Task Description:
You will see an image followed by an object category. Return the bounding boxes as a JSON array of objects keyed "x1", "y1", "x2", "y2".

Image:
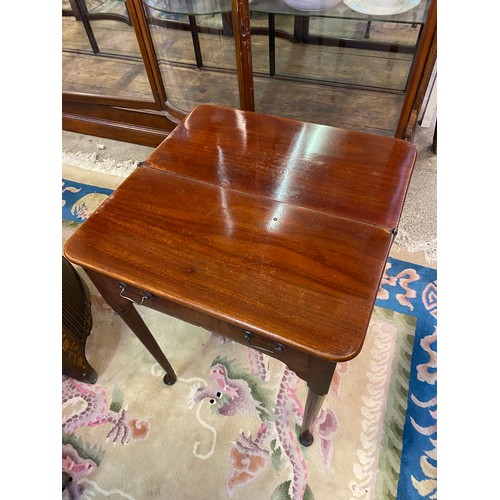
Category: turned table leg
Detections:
[
  {"x1": 85, "y1": 269, "x2": 177, "y2": 385},
  {"x1": 299, "y1": 358, "x2": 337, "y2": 447}
]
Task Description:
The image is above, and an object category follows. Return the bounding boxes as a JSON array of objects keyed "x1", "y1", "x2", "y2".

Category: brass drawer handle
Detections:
[
  {"x1": 243, "y1": 330, "x2": 285, "y2": 354},
  {"x1": 118, "y1": 282, "x2": 153, "y2": 306}
]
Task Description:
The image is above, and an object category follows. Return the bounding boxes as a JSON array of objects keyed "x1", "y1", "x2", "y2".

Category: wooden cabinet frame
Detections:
[{"x1": 62, "y1": 0, "x2": 437, "y2": 146}]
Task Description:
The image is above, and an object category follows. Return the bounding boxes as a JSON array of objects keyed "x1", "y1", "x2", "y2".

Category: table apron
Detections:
[{"x1": 96, "y1": 273, "x2": 320, "y2": 383}]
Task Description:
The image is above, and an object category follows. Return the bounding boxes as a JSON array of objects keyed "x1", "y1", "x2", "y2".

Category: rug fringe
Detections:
[
  {"x1": 395, "y1": 229, "x2": 437, "y2": 264},
  {"x1": 62, "y1": 150, "x2": 138, "y2": 178}
]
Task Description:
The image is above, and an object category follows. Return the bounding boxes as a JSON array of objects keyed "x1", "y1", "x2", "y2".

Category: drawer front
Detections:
[
  {"x1": 102, "y1": 277, "x2": 311, "y2": 381},
  {"x1": 214, "y1": 322, "x2": 311, "y2": 382}
]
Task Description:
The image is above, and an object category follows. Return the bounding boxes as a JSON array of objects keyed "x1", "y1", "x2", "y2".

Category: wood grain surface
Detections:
[{"x1": 146, "y1": 104, "x2": 416, "y2": 229}]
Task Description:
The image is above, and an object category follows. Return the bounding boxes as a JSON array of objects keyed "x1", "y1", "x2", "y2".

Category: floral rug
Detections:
[{"x1": 62, "y1": 169, "x2": 437, "y2": 500}]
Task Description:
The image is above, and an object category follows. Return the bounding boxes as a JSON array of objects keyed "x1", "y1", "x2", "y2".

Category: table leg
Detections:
[
  {"x1": 85, "y1": 269, "x2": 178, "y2": 385},
  {"x1": 299, "y1": 391, "x2": 327, "y2": 447},
  {"x1": 299, "y1": 357, "x2": 337, "y2": 447}
]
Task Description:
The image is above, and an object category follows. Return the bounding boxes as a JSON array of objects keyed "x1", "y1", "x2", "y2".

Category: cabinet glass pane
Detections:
[
  {"x1": 63, "y1": 3, "x2": 93, "y2": 52},
  {"x1": 144, "y1": 1, "x2": 240, "y2": 113},
  {"x1": 274, "y1": 17, "x2": 418, "y2": 91},
  {"x1": 250, "y1": 0, "x2": 430, "y2": 135},
  {"x1": 62, "y1": 0, "x2": 155, "y2": 101}
]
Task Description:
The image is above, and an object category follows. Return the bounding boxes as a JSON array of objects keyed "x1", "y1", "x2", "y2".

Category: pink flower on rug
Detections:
[
  {"x1": 62, "y1": 182, "x2": 81, "y2": 207},
  {"x1": 62, "y1": 444, "x2": 97, "y2": 480},
  {"x1": 330, "y1": 361, "x2": 349, "y2": 395},
  {"x1": 416, "y1": 330, "x2": 437, "y2": 385},
  {"x1": 313, "y1": 408, "x2": 339, "y2": 470},
  {"x1": 226, "y1": 433, "x2": 269, "y2": 496},
  {"x1": 129, "y1": 418, "x2": 150, "y2": 440},
  {"x1": 394, "y1": 269, "x2": 420, "y2": 310},
  {"x1": 62, "y1": 444, "x2": 96, "y2": 499},
  {"x1": 422, "y1": 280, "x2": 437, "y2": 319},
  {"x1": 378, "y1": 262, "x2": 394, "y2": 300},
  {"x1": 378, "y1": 263, "x2": 420, "y2": 310},
  {"x1": 71, "y1": 193, "x2": 109, "y2": 221}
]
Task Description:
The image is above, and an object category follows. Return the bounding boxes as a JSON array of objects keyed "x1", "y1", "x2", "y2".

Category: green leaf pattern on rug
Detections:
[
  {"x1": 62, "y1": 431, "x2": 105, "y2": 467},
  {"x1": 271, "y1": 480, "x2": 315, "y2": 500},
  {"x1": 270, "y1": 438, "x2": 283, "y2": 471},
  {"x1": 109, "y1": 386, "x2": 124, "y2": 413},
  {"x1": 374, "y1": 310, "x2": 416, "y2": 498}
]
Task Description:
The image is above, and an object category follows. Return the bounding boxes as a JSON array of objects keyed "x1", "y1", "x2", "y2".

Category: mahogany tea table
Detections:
[{"x1": 63, "y1": 104, "x2": 417, "y2": 446}]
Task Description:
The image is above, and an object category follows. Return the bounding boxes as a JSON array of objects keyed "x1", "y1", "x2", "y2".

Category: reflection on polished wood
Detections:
[{"x1": 64, "y1": 104, "x2": 416, "y2": 445}]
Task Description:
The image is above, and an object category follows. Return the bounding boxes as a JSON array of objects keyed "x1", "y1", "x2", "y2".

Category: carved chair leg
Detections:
[
  {"x1": 299, "y1": 358, "x2": 337, "y2": 447},
  {"x1": 85, "y1": 269, "x2": 177, "y2": 385}
]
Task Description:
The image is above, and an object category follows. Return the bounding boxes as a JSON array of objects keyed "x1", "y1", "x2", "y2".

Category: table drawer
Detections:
[{"x1": 101, "y1": 277, "x2": 311, "y2": 381}]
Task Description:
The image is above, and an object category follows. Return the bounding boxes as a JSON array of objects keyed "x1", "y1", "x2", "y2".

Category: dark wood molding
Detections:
[
  {"x1": 127, "y1": 0, "x2": 168, "y2": 110},
  {"x1": 164, "y1": 101, "x2": 188, "y2": 123},
  {"x1": 396, "y1": 0, "x2": 437, "y2": 139},
  {"x1": 63, "y1": 113, "x2": 171, "y2": 147},
  {"x1": 62, "y1": 91, "x2": 158, "y2": 110},
  {"x1": 231, "y1": 0, "x2": 255, "y2": 111},
  {"x1": 404, "y1": 29, "x2": 436, "y2": 140},
  {"x1": 62, "y1": 100, "x2": 176, "y2": 147}
]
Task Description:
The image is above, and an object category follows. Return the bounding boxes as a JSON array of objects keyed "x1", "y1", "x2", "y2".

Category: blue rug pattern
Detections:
[
  {"x1": 376, "y1": 258, "x2": 437, "y2": 498},
  {"x1": 62, "y1": 179, "x2": 113, "y2": 223}
]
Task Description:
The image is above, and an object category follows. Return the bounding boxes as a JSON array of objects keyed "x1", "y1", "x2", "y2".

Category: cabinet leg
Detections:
[
  {"x1": 299, "y1": 358, "x2": 337, "y2": 447},
  {"x1": 85, "y1": 269, "x2": 177, "y2": 385}
]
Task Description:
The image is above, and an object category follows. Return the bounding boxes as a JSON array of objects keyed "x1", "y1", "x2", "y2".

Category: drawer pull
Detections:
[
  {"x1": 118, "y1": 282, "x2": 153, "y2": 306},
  {"x1": 243, "y1": 330, "x2": 285, "y2": 354}
]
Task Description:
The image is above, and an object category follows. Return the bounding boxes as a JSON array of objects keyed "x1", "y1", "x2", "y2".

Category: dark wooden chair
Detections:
[{"x1": 62, "y1": 256, "x2": 97, "y2": 384}]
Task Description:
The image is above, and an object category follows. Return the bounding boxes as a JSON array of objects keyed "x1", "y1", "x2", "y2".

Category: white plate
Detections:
[
  {"x1": 283, "y1": 0, "x2": 343, "y2": 12},
  {"x1": 343, "y1": 0, "x2": 420, "y2": 15}
]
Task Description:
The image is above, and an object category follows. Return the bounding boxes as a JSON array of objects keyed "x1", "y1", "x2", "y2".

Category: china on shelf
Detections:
[
  {"x1": 283, "y1": 0, "x2": 342, "y2": 12},
  {"x1": 343, "y1": 0, "x2": 421, "y2": 15}
]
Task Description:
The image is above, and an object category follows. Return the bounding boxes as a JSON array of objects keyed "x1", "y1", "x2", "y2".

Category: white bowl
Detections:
[
  {"x1": 343, "y1": 0, "x2": 421, "y2": 15},
  {"x1": 283, "y1": 0, "x2": 342, "y2": 11}
]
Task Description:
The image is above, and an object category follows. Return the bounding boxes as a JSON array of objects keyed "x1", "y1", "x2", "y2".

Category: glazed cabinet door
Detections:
[
  {"x1": 246, "y1": 0, "x2": 433, "y2": 135},
  {"x1": 62, "y1": 0, "x2": 157, "y2": 103}
]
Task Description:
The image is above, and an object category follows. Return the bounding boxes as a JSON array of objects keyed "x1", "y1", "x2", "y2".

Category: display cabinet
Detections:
[{"x1": 62, "y1": 0, "x2": 436, "y2": 145}]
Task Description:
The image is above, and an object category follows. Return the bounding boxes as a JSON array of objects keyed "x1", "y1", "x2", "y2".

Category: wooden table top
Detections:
[{"x1": 64, "y1": 104, "x2": 417, "y2": 362}]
